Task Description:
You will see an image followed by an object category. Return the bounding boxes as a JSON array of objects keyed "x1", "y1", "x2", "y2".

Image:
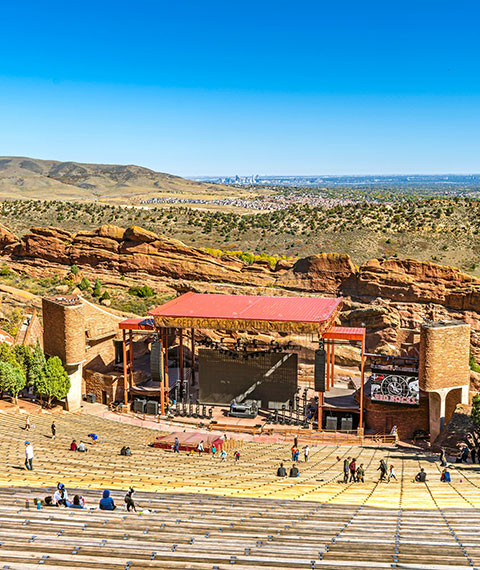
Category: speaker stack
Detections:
[
  {"x1": 150, "y1": 341, "x2": 164, "y2": 383},
  {"x1": 314, "y1": 348, "x2": 326, "y2": 392}
]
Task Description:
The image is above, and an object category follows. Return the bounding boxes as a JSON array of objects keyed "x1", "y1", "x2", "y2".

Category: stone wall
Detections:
[
  {"x1": 85, "y1": 368, "x2": 145, "y2": 405},
  {"x1": 42, "y1": 296, "x2": 86, "y2": 365},
  {"x1": 364, "y1": 392, "x2": 430, "y2": 439},
  {"x1": 419, "y1": 321, "x2": 471, "y2": 391}
]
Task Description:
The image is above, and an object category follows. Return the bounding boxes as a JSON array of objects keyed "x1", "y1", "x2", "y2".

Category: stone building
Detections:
[
  {"x1": 42, "y1": 295, "x2": 149, "y2": 410},
  {"x1": 364, "y1": 319, "x2": 471, "y2": 440}
]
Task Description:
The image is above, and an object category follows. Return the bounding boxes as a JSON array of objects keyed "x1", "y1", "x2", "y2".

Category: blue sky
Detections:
[{"x1": 0, "y1": 1, "x2": 479, "y2": 176}]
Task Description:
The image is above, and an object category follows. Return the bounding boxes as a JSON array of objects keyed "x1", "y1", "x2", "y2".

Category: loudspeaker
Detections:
[
  {"x1": 314, "y1": 348, "x2": 326, "y2": 392},
  {"x1": 146, "y1": 400, "x2": 158, "y2": 415},
  {"x1": 133, "y1": 398, "x2": 146, "y2": 413},
  {"x1": 150, "y1": 341, "x2": 164, "y2": 383}
]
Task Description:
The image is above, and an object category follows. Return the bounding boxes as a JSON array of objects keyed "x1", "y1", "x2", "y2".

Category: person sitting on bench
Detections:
[
  {"x1": 277, "y1": 462, "x2": 287, "y2": 477},
  {"x1": 289, "y1": 464, "x2": 300, "y2": 477},
  {"x1": 99, "y1": 489, "x2": 116, "y2": 510},
  {"x1": 415, "y1": 468, "x2": 427, "y2": 482},
  {"x1": 53, "y1": 483, "x2": 71, "y2": 507},
  {"x1": 71, "y1": 495, "x2": 85, "y2": 508}
]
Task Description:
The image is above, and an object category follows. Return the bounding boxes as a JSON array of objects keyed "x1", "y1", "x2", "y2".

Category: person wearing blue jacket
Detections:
[{"x1": 99, "y1": 489, "x2": 116, "y2": 510}]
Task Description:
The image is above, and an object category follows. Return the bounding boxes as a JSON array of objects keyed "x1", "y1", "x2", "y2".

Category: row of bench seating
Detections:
[{"x1": 0, "y1": 410, "x2": 478, "y2": 568}]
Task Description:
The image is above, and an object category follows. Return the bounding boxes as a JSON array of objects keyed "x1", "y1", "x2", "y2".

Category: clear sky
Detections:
[{"x1": 0, "y1": 0, "x2": 479, "y2": 176}]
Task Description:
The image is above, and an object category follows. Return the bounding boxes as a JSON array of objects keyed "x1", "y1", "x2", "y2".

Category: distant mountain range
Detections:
[{"x1": 0, "y1": 157, "x2": 227, "y2": 201}]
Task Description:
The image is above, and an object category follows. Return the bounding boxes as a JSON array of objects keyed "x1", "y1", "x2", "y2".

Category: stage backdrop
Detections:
[{"x1": 198, "y1": 349, "x2": 298, "y2": 408}]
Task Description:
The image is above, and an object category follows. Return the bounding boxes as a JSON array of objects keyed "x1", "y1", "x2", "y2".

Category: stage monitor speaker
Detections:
[
  {"x1": 326, "y1": 416, "x2": 337, "y2": 430},
  {"x1": 146, "y1": 400, "x2": 158, "y2": 415},
  {"x1": 341, "y1": 416, "x2": 353, "y2": 431},
  {"x1": 314, "y1": 348, "x2": 326, "y2": 392},
  {"x1": 150, "y1": 341, "x2": 164, "y2": 383},
  {"x1": 133, "y1": 398, "x2": 146, "y2": 413}
]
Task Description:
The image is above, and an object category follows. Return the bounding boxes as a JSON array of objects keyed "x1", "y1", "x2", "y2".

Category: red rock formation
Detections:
[
  {"x1": 3, "y1": 223, "x2": 480, "y2": 354},
  {"x1": 277, "y1": 253, "x2": 357, "y2": 293}
]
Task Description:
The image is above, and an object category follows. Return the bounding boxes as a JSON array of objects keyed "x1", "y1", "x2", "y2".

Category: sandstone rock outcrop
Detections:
[
  {"x1": 3, "y1": 223, "x2": 480, "y2": 356},
  {"x1": 277, "y1": 253, "x2": 357, "y2": 293},
  {"x1": 4, "y1": 225, "x2": 273, "y2": 287}
]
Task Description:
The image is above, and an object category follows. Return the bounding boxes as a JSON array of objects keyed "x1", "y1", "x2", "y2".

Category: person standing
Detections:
[
  {"x1": 220, "y1": 449, "x2": 227, "y2": 462},
  {"x1": 25, "y1": 416, "x2": 31, "y2": 431},
  {"x1": 377, "y1": 459, "x2": 387, "y2": 481},
  {"x1": 173, "y1": 438, "x2": 180, "y2": 453},
  {"x1": 234, "y1": 450, "x2": 240, "y2": 462},
  {"x1": 25, "y1": 441, "x2": 34, "y2": 470},
  {"x1": 211, "y1": 444, "x2": 217, "y2": 459},
  {"x1": 51, "y1": 421, "x2": 56, "y2": 440},
  {"x1": 356, "y1": 463, "x2": 365, "y2": 483},
  {"x1": 304, "y1": 445, "x2": 310, "y2": 462},
  {"x1": 124, "y1": 488, "x2": 136, "y2": 512},
  {"x1": 343, "y1": 457, "x2": 350, "y2": 483},
  {"x1": 197, "y1": 440, "x2": 204, "y2": 455},
  {"x1": 291, "y1": 445, "x2": 298, "y2": 462},
  {"x1": 440, "y1": 448, "x2": 447, "y2": 467},
  {"x1": 388, "y1": 465, "x2": 397, "y2": 482},
  {"x1": 349, "y1": 458, "x2": 357, "y2": 482}
]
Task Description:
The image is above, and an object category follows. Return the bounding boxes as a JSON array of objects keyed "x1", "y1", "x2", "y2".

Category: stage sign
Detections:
[{"x1": 370, "y1": 371, "x2": 419, "y2": 406}]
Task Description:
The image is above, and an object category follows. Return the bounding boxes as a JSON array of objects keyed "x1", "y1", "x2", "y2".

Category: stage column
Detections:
[
  {"x1": 191, "y1": 328, "x2": 196, "y2": 385},
  {"x1": 359, "y1": 335, "x2": 365, "y2": 432},
  {"x1": 318, "y1": 392, "x2": 324, "y2": 431},
  {"x1": 128, "y1": 330, "x2": 134, "y2": 396},
  {"x1": 165, "y1": 328, "x2": 169, "y2": 409},
  {"x1": 326, "y1": 341, "x2": 330, "y2": 391},
  {"x1": 179, "y1": 329, "x2": 184, "y2": 396},
  {"x1": 122, "y1": 330, "x2": 128, "y2": 406},
  {"x1": 331, "y1": 341, "x2": 335, "y2": 388},
  {"x1": 160, "y1": 328, "x2": 165, "y2": 416}
]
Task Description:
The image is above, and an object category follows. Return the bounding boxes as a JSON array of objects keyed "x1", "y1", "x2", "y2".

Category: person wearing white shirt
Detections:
[
  {"x1": 304, "y1": 445, "x2": 310, "y2": 462},
  {"x1": 24, "y1": 441, "x2": 34, "y2": 470},
  {"x1": 53, "y1": 483, "x2": 71, "y2": 506}
]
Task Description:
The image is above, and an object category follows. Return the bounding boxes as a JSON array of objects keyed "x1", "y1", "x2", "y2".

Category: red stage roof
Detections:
[
  {"x1": 323, "y1": 326, "x2": 366, "y2": 341},
  {"x1": 119, "y1": 317, "x2": 155, "y2": 331},
  {"x1": 148, "y1": 292, "x2": 342, "y2": 325}
]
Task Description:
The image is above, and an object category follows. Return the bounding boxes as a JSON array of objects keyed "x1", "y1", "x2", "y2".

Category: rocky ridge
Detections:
[{"x1": 2, "y1": 223, "x2": 480, "y2": 358}]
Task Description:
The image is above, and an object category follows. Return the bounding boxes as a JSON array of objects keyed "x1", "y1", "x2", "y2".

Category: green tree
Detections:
[
  {"x1": 13, "y1": 344, "x2": 32, "y2": 376},
  {"x1": 70, "y1": 264, "x2": 79, "y2": 276},
  {"x1": 472, "y1": 394, "x2": 480, "y2": 427},
  {"x1": 93, "y1": 278, "x2": 102, "y2": 298},
  {"x1": 34, "y1": 356, "x2": 70, "y2": 406},
  {"x1": 28, "y1": 340, "x2": 46, "y2": 388},
  {"x1": 0, "y1": 361, "x2": 26, "y2": 403},
  {"x1": 78, "y1": 277, "x2": 91, "y2": 291},
  {"x1": 128, "y1": 285, "x2": 154, "y2": 298},
  {"x1": 0, "y1": 342, "x2": 18, "y2": 367}
]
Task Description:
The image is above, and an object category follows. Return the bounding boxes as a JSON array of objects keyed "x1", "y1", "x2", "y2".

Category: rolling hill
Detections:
[{"x1": 0, "y1": 156, "x2": 231, "y2": 202}]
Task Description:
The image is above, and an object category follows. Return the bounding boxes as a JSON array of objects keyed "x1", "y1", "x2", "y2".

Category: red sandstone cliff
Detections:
[{"x1": 3, "y1": 223, "x2": 480, "y2": 357}]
